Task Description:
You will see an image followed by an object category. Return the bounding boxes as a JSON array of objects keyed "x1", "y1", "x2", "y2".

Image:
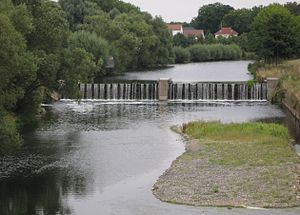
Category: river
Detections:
[
  {"x1": 106, "y1": 61, "x2": 253, "y2": 82},
  {"x1": 0, "y1": 61, "x2": 299, "y2": 215}
]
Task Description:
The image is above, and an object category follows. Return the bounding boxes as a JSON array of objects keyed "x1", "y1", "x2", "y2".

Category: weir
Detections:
[{"x1": 74, "y1": 80, "x2": 268, "y2": 101}]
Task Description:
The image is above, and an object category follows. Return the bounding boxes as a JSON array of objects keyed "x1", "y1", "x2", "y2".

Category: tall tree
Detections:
[
  {"x1": 192, "y1": 3, "x2": 234, "y2": 34},
  {"x1": 222, "y1": 7, "x2": 262, "y2": 34},
  {"x1": 249, "y1": 4, "x2": 296, "y2": 64},
  {"x1": 58, "y1": 48, "x2": 96, "y2": 97},
  {"x1": 28, "y1": 0, "x2": 68, "y2": 53},
  {"x1": 0, "y1": 10, "x2": 38, "y2": 151},
  {"x1": 294, "y1": 15, "x2": 300, "y2": 56},
  {"x1": 285, "y1": 1, "x2": 300, "y2": 16},
  {"x1": 68, "y1": 30, "x2": 110, "y2": 77}
]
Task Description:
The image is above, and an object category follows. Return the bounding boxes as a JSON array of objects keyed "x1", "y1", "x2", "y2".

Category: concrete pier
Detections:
[{"x1": 158, "y1": 78, "x2": 171, "y2": 101}]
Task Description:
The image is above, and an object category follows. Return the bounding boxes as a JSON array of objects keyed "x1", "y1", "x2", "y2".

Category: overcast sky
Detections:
[{"x1": 122, "y1": 0, "x2": 297, "y2": 22}]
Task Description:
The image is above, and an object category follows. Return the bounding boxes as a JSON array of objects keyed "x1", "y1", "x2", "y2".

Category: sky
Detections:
[{"x1": 122, "y1": 0, "x2": 298, "y2": 22}]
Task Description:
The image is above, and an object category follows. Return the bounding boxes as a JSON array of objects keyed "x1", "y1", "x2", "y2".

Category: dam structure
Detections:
[{"x1": 74, "y1": 80, "x2": 268, "y2": 101}]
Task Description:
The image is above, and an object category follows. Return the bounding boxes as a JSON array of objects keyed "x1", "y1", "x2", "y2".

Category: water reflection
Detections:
[
  {"x1": 1, "y1": 102, "x2": 299, "y2": 215},
  {"x1": 0, "y1": 173, "x2": 71, "y2": 215},
  {"x1": 106, "y1": 61, "x2": 253, "y2": 82}
]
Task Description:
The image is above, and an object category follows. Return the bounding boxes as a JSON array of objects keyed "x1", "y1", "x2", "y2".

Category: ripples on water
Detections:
[
  {"x1": 2, "y1": 61, "x2": 299, "y2": 215},
  {"x1": 2, "y1": 101, "x2": 299, "y2": 215}
]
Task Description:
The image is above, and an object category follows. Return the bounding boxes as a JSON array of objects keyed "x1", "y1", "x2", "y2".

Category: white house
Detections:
[
  {"x1": 215, "y1": 27, "x2": 239, "y2": 38},
  {"x1": 183, "y1": 27, "x2": 205, "y2": 40},
  {"x1": 167, "y1": 24, "x2": 183, "y2": 36}
]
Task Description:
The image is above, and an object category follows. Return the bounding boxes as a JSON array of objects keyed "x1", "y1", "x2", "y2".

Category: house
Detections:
[
  {"x1": 167, "y1": 24, "x2": 183, "y2": 36},
  {"x1": 214, "y1": 27, "x2": 238, "y2": 38},
  {"x1": 183, "y1": 27, "x2": 205, "y2": 40}
]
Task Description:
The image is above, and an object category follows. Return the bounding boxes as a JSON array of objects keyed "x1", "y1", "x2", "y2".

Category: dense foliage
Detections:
[
  {"x1": 173, "y1": 43, "x2": 243, "y2": 63},
  {"x1": 187, "y1": 44, "x2": 242, "y2": 62},
  {"x1": 0, "y1": 0, "x2": 174, "y2": 153},
  {"x1": 173, "y1": 47, "x2": 190, "y2": 63},
  {"x1": 249, "y1": 4, "x2": 298, "y2": 64},
  {"x1": 177, "y1": 2, "x2": 300, "y2": 63},
  {"x1": 191, "y1": 2, "x2": 234, "y2": 34},
  {"x1": 222, "y1": 7, "x2": 261, "y2": 34}
]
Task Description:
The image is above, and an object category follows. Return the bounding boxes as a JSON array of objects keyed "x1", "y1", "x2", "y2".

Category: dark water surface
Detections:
[{"x1": 1, "y1": 101, "x2": 299, "y2": 215}]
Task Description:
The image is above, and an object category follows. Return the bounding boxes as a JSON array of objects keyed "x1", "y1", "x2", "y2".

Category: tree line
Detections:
[
  {"x1": 174, "y1": 2, "x2": 300, "y2": 64},
  {"x1": 174, "y1": 44, "x2": 242, "y2": 63}
]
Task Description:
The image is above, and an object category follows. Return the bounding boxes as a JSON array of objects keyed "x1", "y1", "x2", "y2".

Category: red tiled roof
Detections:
[
  {"x1": 183, "y1": 27, "x2": 204, "y2": 37},
  {"x1": 215, "y1": 27, "x2": 238, "y2": 36},
  {"x1": 167, "y1": 24, "x2": 182, "y2": 31}
]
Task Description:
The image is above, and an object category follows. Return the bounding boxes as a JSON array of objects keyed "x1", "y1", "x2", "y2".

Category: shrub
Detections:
[
  {"x1": 187, "y1": 44, "x2": 242, "y2": 62},
  {"x1": 173, "y1": 46, "x2": 190, "y2": 63},
  {"x1": 0, "y1": 109, "x2": 22, "y2": 154}
]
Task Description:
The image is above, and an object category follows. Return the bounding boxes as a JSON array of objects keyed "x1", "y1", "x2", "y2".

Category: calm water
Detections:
[
  {"x1": 0, "y1": 62, "x2": 299, "y2": 215},
  {"x1": 108, "y1": 61, "x2": 253, "y2": 82}
]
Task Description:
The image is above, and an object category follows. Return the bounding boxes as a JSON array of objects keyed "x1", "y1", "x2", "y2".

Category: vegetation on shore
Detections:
[
  {"x1": 153, "y1": 121, "x2": 300, "y2": 208},
  {"x1": 174, "y1": 44, "x2": 242, "y2": 64},
  {"x1": 249, "y1": 59, "x2": 300, "y2": 104}
]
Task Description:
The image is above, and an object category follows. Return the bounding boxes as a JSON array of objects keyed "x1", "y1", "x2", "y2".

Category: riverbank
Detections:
[
  {"x1": 249, "y1": 59, "x2": 300, "y2": 120},
  {"x1": 153, "y1": 122, "x2": 300, "y2": 208}
]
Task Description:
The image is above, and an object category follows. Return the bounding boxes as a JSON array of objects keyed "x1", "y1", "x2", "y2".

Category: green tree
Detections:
[
  {"x1": 173, "y1": 33, "x2": 198, "y2": 47},
  {"x1": 58, "y1": 48, "x2": 96, "y2": 97},
  {"x1": 34, "y1": 51, "x2": 61, "y2": 91},
  {"x1": 187, "y1": 44, "x2": 242, "y2": 62},
  {"x1": 222, "y1": 7, "x2": 262, "y2": 34},
  {"x1": 81, "y1": 13, "x2": 120, "y2": 41},
  {"x1": 0, "y1": 14, "x2": 37, "y2": 111},
  {"x1": 249, "y1": 4, "x2": 296, "y2": 64},
  {"x1": 204, "y1": 33, "x2": 217, "y2": 44},
  {"x1": 192, "y1": 3, "x2": 234, "y2": 34},
  {"x1": 69, "y1": 30, "x2": 110, "y2": 77},
  {"x1": 59, "y1": 0, "x2": 103, "y2": 30},
  {"x1": 28, "y1": 0, "x2": 68, "y2": 53},
  {"x1": 148, "y1": 16, "x2": 174, "y2": 66},
  {"x1": 294, "y1": 16, "x2": 300, "y2": 56},
  {"x1": 285, "y1": 1, "x2": 300, "y2": 15},
  {"x1": 173, "y1": 47, "x2": 190, "y2": 63},
  {"x1": 0, "y1": 11, "x2": 38, "y2": 150},
  {"x1": 11, "y1": 3, "x2": 34, "y2": 36},
  {"x1": 0, "y1": 110, "x2": 22, "y2": 153}
]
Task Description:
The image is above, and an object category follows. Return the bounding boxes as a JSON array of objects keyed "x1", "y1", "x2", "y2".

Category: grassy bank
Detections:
[
  {"x1": 153, "y1": 122, "x2": 300, "y2": 208},
  {"x1": 250, "y1": 59, "x2": 300, "y2": 102}
]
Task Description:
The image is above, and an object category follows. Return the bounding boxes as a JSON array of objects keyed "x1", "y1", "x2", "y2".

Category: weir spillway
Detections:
[{"x1": 75, "y1": 81, "x2": 267, "y2": 101}]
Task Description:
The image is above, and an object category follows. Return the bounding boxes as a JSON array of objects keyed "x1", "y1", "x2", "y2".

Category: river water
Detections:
[
  {"x1": 0, "y1": 61, "x2": 299, "y2": 215},
  {"x1": 106, "y1": 61, "x2": 253, "y2": 82}
]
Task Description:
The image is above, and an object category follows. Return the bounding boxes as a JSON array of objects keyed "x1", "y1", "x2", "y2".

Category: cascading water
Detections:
[
  {"x1": 74, "y1": 82, "x2": 267, "y2": 101},
  {"x1": 76, "y1": 83, "x2": 159, "y2": 100},
  {"x1": 169, "y1": 82, "x2": 267, "y2": 100}
]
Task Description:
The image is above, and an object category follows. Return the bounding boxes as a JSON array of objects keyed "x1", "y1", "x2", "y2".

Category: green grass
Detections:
[
  {"x1": 154, "y1": 121, "x2": 300, "y2": 208},
  {"x1": 183, "y1": 121, "x2": 299, "y2": 167},
  {"x1": 254, "y1": 59, "x2": 300, "y2": 101}
]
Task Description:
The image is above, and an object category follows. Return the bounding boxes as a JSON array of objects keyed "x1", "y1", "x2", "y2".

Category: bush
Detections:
[
  {"x1": 187, "y1": 44, "x2": 242, "y2": 62},
  {"x1": 173, "y1": 46, "x2": 190, "y2": 63},
  {"x1": 248, "y1": 61, "x2": 265, "y2": 80},
  {"x1": 0, "y1": 109, "x2": 22, "y2": 154}
]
